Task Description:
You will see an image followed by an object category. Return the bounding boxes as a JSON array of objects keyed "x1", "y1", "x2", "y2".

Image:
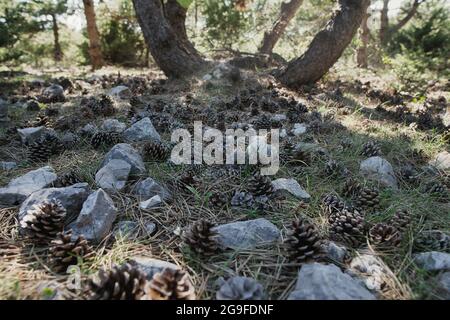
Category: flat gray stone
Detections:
[
  {"x1": 95, "y1": 159, "x2": 131, "y2": 192},
  {"x1": 17, "y1": 126, "x2": 45, "y2": 145},
  {"x1": 101, "y1": 119, "x2": 127, "y2": 133},
  {"x1": 100, "y1": 143, "x2": 145, "y2": 176},
  {"x1": 130, "y1": 257, "x2": 180, "y2": 280},
  {"x1": 0, "y1": 166, "x2": 57, "y2": 205},
  {"x1": 213, "y1": 218, "x2": 280, "y2": 249},
  {"x1": 271, "y1": 178, "x2": 311, "y2": 200},
  {"x1": 288, "y1": 263, "x2": 376, "y2": 300},
  {"x1": 139, "y1": 195, "x2": 162, "y2": 209},
  {"x1": 61, "y1": 132, "x2": 79, "y2": 149},
  {"x1": 108, "y1": 85, "x2": 131, "y2": 99},
  {"x1": 1, "y1": 161, "x2": 17, "y2": 171},
  {"x1": 18, "y1": 183, "x2": 90, "y2": 220},
  {"x1": 292, "y1": 123, "x2": 307, "y2": 136},
  {"x1": 429, "y1": 151, "x2": 450, "y2": 171},
  {"x1": 123, "y1": 117, "x2": 161, "y2": 142},
  {"x1": 272, "y1": 114, "x2": 288, "y2": 123},
  {"x1": 79, "y1": 123, "x2": 98, "y2": 136},
  {"x1": 414, "y1": 251, "x2": 450, "y2": 272},
  {"x1": 216, "y1": 276, "x2": 266, "y2": 300},
  {"x1": 133, "y1": 178, "x2": 171, "y2": 201},
  {"x1": 69, "y1": 189, "x2": 118, "y2": 243},
  {"x1": 360, "y1": 156, "x2": 398, "y2": 189},
  {"x1": 114, "y1": 220, "x2": 157, "y2": 239},
  {"x1": 42, "y1": 84, "x2": 65, "y2": 102},
  {"x1": 326, "y1": 241, "x2": 348, "y2": 264}
]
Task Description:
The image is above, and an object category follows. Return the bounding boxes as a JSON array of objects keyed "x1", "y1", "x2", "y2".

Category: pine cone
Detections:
[
  {"x1": 216, "y1": 276, "x2": 265, "y2": 300},
  {"x1": 361, "y1": 141, "x2": 382, "y2": 157},
  {"x1": 280, "y1": 140, "x2": 296, "y2": 164},
  {"x1": 355, "y1": 187, "x2": 381, "y2": 211},
  {"x1": 340, "y1": 138, "x2": 353, "y2": 150},
  {"x1": 93, "y1": 94, "x2": 116, "y2": 116},
  {"x1": 145, "y1": 268, "x2": 195, "y2": 300},
  {"x1": 390, "y1": 209, "x2": 411, "y2": 231},
  {"x1": 129, "y1": 96, "x2": 144, "y2": 108},
  {"x1": 172, "y1": 167, "x2": 200, "y2": 191},
  {"x1": 28, "y1": 132, "x2": 64, "y2": 162},
  {"x1": 253, "y1": 114, "x2": 271, "y2": 130},
  {"x1": 322, "y1": 193, "x2": 345, "y2": 214},
  {"x1": 49, "y1": 230, "x2": 93, "y2": 273},
  {"x1": 19, "y1": 199, "x2": 67, "y2": 243},
  {"x1": 325, "y1": 159, "x2": 340, "y2": 176},
  {"x1": 329, "y1": 208, "x2": 366, "y2": 247},
  {"x1": 247, "y1": 173, "x2": 273, "y2": 196},
  {"x1": 209, "y1": 190, "x2": 228, "y2": 208},
  {"x1": 183, "y1": 220, "x2": 220, "y2": 256},
  {"x1": 423, "y1": 181, "x2": 448, "y2": 198},
  {"x1": 369, "y1": 223, "x2": 401, "y2": 248},
  {"x1": 287, "y1": 102, "x2": 308, "y2": 123},
  {"x1": 87, "y1": 263, "x2": 147, "y2": 300},
  {"x1": 230, "y1": 191, "x2": 270, "y2": 211},
  {"x1": 398, "y1": 166, "x2": 420, "y2": 185},
  {"x1": 90, "y1": 131, "x2": 122, "y2": 149},
  {"x1": 142, "y1": 141, "x2": 170, "y2": 161},
  {"x1": 53, "y1": 170, "x2": 82, "y2": 187},
  {"x1": 28, "y1": 115, "x2": 50, "y2": 127},
  {"x1": 341, "y1": 178, "x2": 362, "y2": 198},
  {"x1": 414, "y1": 230, "x2": 449, "y2": 252},
  {"x1": 284, "y1": 219, "x2": 324, "y2": 262}
]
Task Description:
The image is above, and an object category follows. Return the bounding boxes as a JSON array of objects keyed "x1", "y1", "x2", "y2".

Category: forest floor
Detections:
[{"x1": 0, "y1": 64, "x2": 449, "y2": 300}]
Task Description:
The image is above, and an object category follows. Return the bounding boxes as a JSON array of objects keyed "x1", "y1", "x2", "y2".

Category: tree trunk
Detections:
[
  {"x1": 164, "y1": 0, "x2": 198, "y2": 56},
  {"x1": 380, "y1": 0, "x2": 423, "y2": 46},
  {"x1": 51, "y1": 13, "x2": 62, "y2": 62},
  {"x1": 132, "y1": 0, "x2": 207, "y2": 78},
  {"x1": 379, "y1": 0, "x2": 389, "y2": 45},
  {"x1": 388, "y1": 0, "x2": 422, "y2": 37},
  {"x1": 276, "y1": 0, "x2": 371, "y2": 88},
  {"x1": 357, "y1": 11, "x2": 370, "y2": 68},
  {"x1": 259, "y1": 0, "x2": 304, "y2": 55},
  {"x1": 82, "y1": 0, "x2": 104, "y2": 70}
]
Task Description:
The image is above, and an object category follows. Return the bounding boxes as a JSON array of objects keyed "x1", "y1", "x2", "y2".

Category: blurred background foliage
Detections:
[{"x1": 0, "y1": 0, "x2": 448, "y2": 85}]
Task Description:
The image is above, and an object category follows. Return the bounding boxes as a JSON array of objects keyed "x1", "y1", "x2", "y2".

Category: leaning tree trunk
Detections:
[
  {"x1": 164, "y1": 0, "x2": 197, "y2": 55},
  {"x1": 356, "y1": 11, "x2": 370, "y2": 68},
  {"x1": 82, "y1": 0, "x2": 104, "y2": 70},
  {"x1": 259, "y1": 0, "x2": 304, "y2": 55},
  {"x1": 384, "y1": 0, "x2": 423, "y2": 44},
  {"x1": 132, "y1": 0, "x2": 207, "y2": 78},
  {"x1": 277, "y1": 0, "x2": 370, "y2": 88},
  {"x1": 51, "y1": 13, "x2": 62, "y2": 62},
  {"x1": 379, "y1": 0, "x2": 390, "y2": 46}
]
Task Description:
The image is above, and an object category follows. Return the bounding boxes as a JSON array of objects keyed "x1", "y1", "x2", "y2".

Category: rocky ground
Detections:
[{"x1": 0, "y1": 65, "x2": 449, "y2": 300}]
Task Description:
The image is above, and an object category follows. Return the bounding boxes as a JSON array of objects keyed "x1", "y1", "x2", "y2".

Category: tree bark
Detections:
[
  {"x1": 259, "y1": 0, "x2": 304, "y2": 55},
  {"x1": 164, "y1": 0, "x2": 198, "y2": 56},
  {"x1": 132, "y1": 0, "x2": 207, "y2": 78},
  {"x1": 357, "y1": 11, "x2": 370, "y2": 68},
  {"x1": 389, "y1": 0, "x2": 423, "y2": 36},
  {"x1": 380, "y1": 0, "x2": 423, "y2": 46},
  {"x1": 276, "y1": 0, "x2": 371, "y2": 88},
  {"x1": 379, "y1": 0, "x2": 389, "y2": 45},
  {"x1": 82, "y1": 0, "x2": 104, "y2": 70},
  {"x1": 51, "y1": 13, "x2": 62, "y2": 62}
]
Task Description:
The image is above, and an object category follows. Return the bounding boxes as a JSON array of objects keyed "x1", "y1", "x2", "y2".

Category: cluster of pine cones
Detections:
[
  {"x1": 18, "y1": 199, "x2": 93, "y2": 273},
  {"x1": 86, "y1": 263, "x2": 195, "y2": 300}
]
